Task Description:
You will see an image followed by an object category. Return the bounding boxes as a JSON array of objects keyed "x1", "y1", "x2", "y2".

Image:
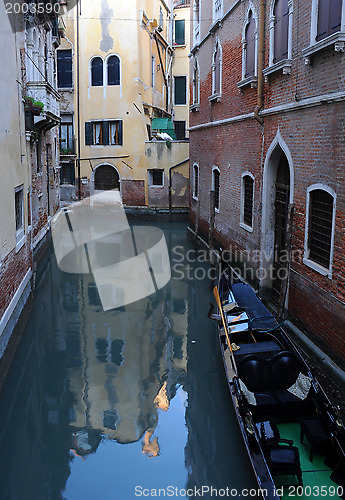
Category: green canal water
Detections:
[{"x1": 0, "y1": 221, "x2": 257, "y2": 500}]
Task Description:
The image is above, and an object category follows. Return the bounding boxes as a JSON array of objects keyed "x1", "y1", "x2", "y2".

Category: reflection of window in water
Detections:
[
  {"x1": 88, "y1": 283, "x2": 102, "y2": 306},
  {"x1": 63, "y1": 282, "x2": 79, "y2": 312},
  {"x1": 103, "y1": 409, "x2": 118, "y2": 430},
  {"x1": 95, "y1": 338, "x2": 124, "y2": 365},
  {"x1": 172, "y1": 299, "x2": 186, "y2": 314},
  {"x1": 173, "y1": 337, "x2": 183, "y2": 360}
]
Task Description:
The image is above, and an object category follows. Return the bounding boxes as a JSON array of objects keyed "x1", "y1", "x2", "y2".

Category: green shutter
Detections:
[
  {"x1": 85, "y1": 122, "x2": 92, "y2": 145},
  {"x1": 118, "y1": 121, "x2": 123, "y2": 145},
  {"x1": 175, "y1": 20, "x2": 185, "y2": 45},
  {"x1": 102, "y1": 122, "x2": 109, "y2": 145},
  {"x1": 174, "y1": 76, "x2": 186, "y2": 105}
]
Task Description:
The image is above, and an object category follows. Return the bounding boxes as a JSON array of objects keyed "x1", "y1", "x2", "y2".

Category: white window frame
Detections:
[
  {"x1": 105, "y1": 53, "x2": 122, "y2": 87},
  {"x1": 303, "y1": 183, "x2": 336, "y2": 278},
  {"x1": 212, "y1": 166, "x2": 220, "y2": 213},
  {"x1": 191, "y1": 57, "x2": 200, "y2": 111},
  {"x1": 237, "y1": 5, "x2": 259, "y2": 89},
  {"x1": 148, "y1": 169, "x2": 164, "y2": 187},
  {"x1": 209, "y1": 38, "x2": 222, "y2": 102},
  {"x1": 193, "y1": 0, "x2": 201, "y2": 45},
  {"x1": 192, "y1": 163, "x2": 199, "y2": 200},
  {"x1": 302, "y1": 0, "x2": 345, "y2": 63},
  {"x1": 263, "y1": 0, "x2": 293, "y2": 78},
  {"x1": 15, "y1": 185, "x2": 25, "y2": 252},
  {"x1": 240, "y1": 172, "x2": 255, "y2": 232},
  {"x1": 213, "y1": 0, "x2": 223, "y2": 23}
]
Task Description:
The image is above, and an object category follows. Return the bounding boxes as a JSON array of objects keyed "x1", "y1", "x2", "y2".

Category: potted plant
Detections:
[
  {"x1": 32, "y1": 101, "x2": 44, "y2": 116},
  {"x1": 23, "y1": 95, "x2": 34, "y2": 112}
]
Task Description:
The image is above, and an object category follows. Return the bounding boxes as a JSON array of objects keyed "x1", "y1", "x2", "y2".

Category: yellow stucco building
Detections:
[{"x1": 59, "y1": 0, "x2": 190, "y2": 209}]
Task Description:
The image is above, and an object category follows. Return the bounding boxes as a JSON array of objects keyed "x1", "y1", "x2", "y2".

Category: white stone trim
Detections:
[
  {"x1": 241, "y1": 3, "x2": 259, "y2": 81},
  {"x1": 189, "y1": 89, "x2": 345, "y2": 131},
  {"x1": 240, "y1": 171, "x2": 255, "y2": 231},
  {"x1": 192, "y1": 163, "x2": 199, "y2": 200},
  {"x1": 192, "y1": 56, "x2": 200, "y2": 106},
  {"x1": 211, "y1": 37, "x2": 222, "y2": 97},
  {"x1": 260, "y1": 129, "x2": 294, "y2": 288},
  {"x1": 303, "y1": 183, "x2": 336, "y2": 279}
]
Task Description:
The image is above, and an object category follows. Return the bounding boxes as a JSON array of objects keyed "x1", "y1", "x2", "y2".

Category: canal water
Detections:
[{"x1": 0, "y1": 221, "x2": 257, "y2": 500}]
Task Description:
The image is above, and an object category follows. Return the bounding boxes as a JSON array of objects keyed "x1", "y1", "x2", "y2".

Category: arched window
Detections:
[
  {"x1": 193, "y1": 164, "x2": 199, "y2": 200},
  {"x1": 107, "y1": 55, "x2": 120, "y2": 86},
  {"x1": 307, "y1": 188, "x2": 335, "y2": 269},
  {"x1": 212, "y1": 168, "x2": 220, "y2": 211},
  {"x1": 192, "y1": 58, "x2": 200, "y2": 105},
  {"x1": 212, "y1": 41, "x2": 222, "y2": 95},
  {"x1": 91, "y1": 57, "x2": 103, "y2": 86},
  {"x1": 273, "y1": 0, "x2": 289, "y2": 62},
  {"x1": 242, "y1": 174, "x2": 254, "y2": 228},
  {"x1": 317, "y1": 0, "x2": 342, "y2": 41},
  {"x1": 245, "y1": 11, "x2": 256, "y2": 78}
]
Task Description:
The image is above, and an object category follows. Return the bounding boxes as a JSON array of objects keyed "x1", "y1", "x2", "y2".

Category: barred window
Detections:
[
  {"x1": 193, "y1": 164, "x2": 199, "y2": 199},
  {"x1": 243, "y1": 175, "x2": 254, "y2": 227},
  {"x1": 273, "y1": 0, "x2": 289, "y2": 62},
  {"x1": 308, "y1": 189, "x2": 334, "y2": 268},
  {"x1": 213, "y1": 168, "x2": 220, "y2": 210}
]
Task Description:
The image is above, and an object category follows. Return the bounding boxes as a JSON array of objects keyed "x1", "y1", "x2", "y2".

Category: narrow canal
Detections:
[{"x1": 0, "y1": 221, "x2": 257, "y2": 500}]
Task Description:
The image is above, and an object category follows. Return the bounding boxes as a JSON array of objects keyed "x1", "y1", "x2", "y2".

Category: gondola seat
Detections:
[
  {"x1": 237, "y1": 351, "x2": 312, "y2": 417},
  {"x1": 264, "y1": 438, "x2": 303, "y2": 486}
]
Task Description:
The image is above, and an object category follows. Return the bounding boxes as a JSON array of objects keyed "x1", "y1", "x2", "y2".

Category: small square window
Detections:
[{"x1": 148, "y1": 170, "x2": 164, "y2": 187}]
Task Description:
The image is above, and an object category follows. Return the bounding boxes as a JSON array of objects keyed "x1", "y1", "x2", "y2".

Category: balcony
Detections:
[
  {"x1": 27, "y1": 81, "x2": 60, "y2": 131},
  {"x1": 60, "y1": 137, "x2": 76, "y2": 161}
]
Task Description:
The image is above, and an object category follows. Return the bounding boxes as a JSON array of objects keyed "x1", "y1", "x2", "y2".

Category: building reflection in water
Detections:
[{"x1": 0, "y1": 222, "x2": 256, "y2": 499}]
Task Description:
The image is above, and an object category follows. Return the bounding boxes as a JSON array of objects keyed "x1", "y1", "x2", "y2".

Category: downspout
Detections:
[{"x1": 254, "y1": 0, "x2": 265, "y2": 125}]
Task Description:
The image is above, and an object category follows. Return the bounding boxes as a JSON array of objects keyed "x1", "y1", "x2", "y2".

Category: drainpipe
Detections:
[
  {"x1": 254, "y1": 0, "x2": 265, "y2": 125},
  {"x1": 168, "y1": 158, "x2": 189, "y2": 215}
]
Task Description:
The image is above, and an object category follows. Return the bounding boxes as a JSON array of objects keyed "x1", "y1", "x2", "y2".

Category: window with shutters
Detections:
[
  {"x1": 273, "y1": 0, "x2": 289, "y2": 62},
  {"x1": 107, "y1": 55, "x2": 120, "y2": 85},
  {"x1": 192, "y1": 57, "x2": 200, "y2": 109},
  {"x1": 304, "y1": 185, "x2": 336, "y2": 276},
  {"x1": 241, "y1": 174, "x2": 254, "y2": 229},
  {"x1": 193, "y1": 164, "x2": 199, "y2": 200},
  {"x1": 302, "y1": 0, "x2": 344, "y2": 62},
  {"x1": 85, "y1": 120, "x2": 123, "y2": 146},
  {"x1": 211, "y1": 40, "x2": 222, "y2": 98},
  {"x1": 91, "y1": 57, "x2": 103, "y2": 86},
  {"x1": 175, "y1": 20, "x2": 185, "y2": 45},
  {"x1": 237, "y1": 8, "x2": 258, "y2": 89},
  {"x1": 57, "y1": 49, "x2": 72, "y2": 88},
  {"x1": 15, "y1": 185, "x2": 25, "y2": 247},
  {"x1": 263, "y1": 0, "x2": 292, "y2": 77},
  {"x1": 317, "y1": 0, "x2": 341, "y2": 41},
  {"x1": 245, "y1": 11, "x2": 256, "y2": 78},
  {"x1": 212, "y1": 168, "x2": 220, "y2": 211},
  {"x1": 174, "y1": 76, "x2": 187, "y2": 105}
]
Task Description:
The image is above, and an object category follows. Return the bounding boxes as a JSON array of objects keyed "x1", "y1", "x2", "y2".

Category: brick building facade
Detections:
[{"x1": 189, "y1": 0, "x2": 345, "y2": 364}]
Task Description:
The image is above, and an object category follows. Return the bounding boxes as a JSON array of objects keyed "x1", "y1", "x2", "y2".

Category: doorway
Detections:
[
  {"x1": 272, "y1": 154, "x2": 290, "y2": 299},
  {"x1": 94, "y1": 164, "x2": 120, "y2": 191}
]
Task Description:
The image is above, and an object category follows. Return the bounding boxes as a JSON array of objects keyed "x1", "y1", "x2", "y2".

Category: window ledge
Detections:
[
  {"x1": 208, "y1": 92, "x2": 222, "y2": 103},
  {"x1": 173, "y1": 43, "x2": 187, "y2": 48},
  {"x1": 263, "y1": 59, "x2": 292, "y2": 78},
  {"x1": 240, "y1": 222, "x2": 253, "y2": 233},
  {"x1": 237, "y1": 76, "x2": 258, "y2": 90},
  {"x1": 16, "y1": 232, "x2": 26, "y2": 253},
  {"x1": 303, "y1": 257, "x2": 332, "y2": 278},
  {"x1": 190, "y1": 103, "x2": 200, "y2": 112},
  {"x1": 302, "y1": 32, "x2": 345, "y2": 64}
]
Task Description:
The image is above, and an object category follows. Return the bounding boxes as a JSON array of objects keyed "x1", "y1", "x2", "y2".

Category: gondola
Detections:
[{"x1": 213, "y1": 267, "x2": 345, "y2": 499}]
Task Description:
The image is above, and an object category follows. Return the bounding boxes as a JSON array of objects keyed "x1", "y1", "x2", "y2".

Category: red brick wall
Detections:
[
  {"x1": 121, "y1": 180, "x2": 146, "y2": 206},
  {"x1": 189, "y1": 0, "x2": 345, "y2": 361},
  {"x1": 0, "y1": 241, "x2": 32, "y2": 319}
]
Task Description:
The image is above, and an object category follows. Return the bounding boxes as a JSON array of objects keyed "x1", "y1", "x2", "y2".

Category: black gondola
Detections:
[{"x1": 214, "y1": 268, "x2": 345, "y2": 500}]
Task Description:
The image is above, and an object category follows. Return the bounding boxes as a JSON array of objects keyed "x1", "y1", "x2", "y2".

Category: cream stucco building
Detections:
[{"x1": 58, "y1": 0, "x2": 190, "y2": 209}]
